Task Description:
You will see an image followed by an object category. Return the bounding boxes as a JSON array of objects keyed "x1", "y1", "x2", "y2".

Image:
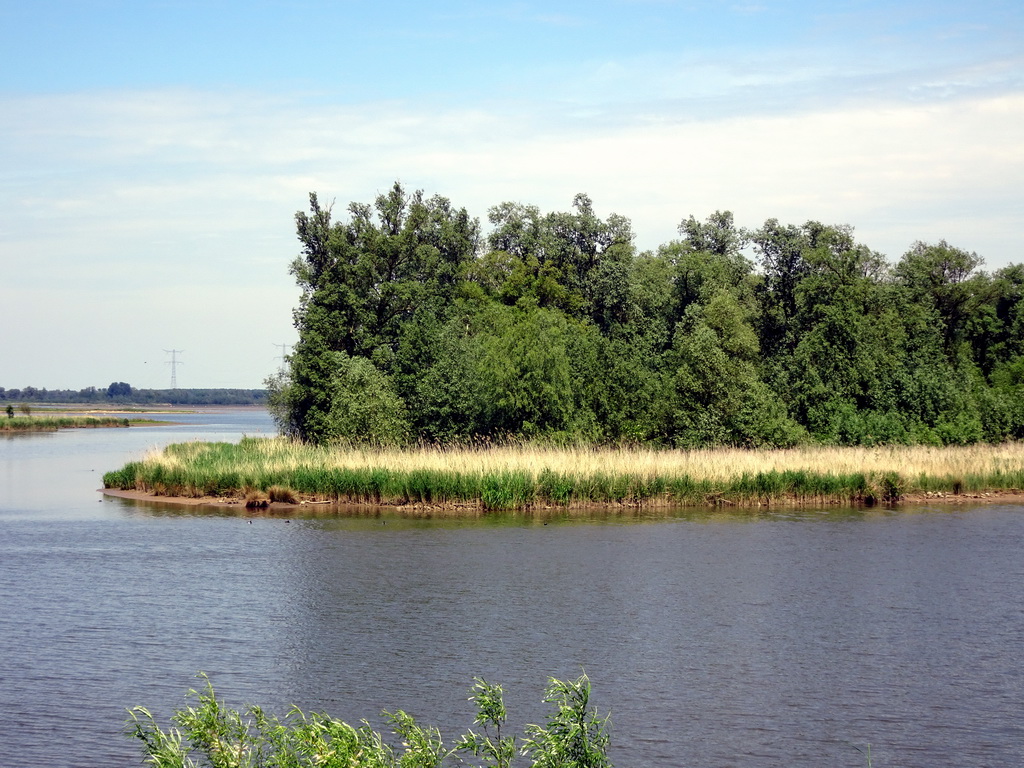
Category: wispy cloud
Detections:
[
  {"x1": 2, "y1": 80, "x2": 1022, "y2": 386},
  {"x1": 4, "y1": 86, "x2": 1022, "y2": 256},
  {"x1": 3, "y1": 0, "x2": 1021, "y2": 388}
]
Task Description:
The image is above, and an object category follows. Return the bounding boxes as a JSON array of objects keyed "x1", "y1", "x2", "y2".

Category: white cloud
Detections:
[{"x1": 2, "y1": 87, "x2": 1022, "y2": 386}]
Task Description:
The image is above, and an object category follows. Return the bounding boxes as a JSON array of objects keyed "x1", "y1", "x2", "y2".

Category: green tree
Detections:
[
  {"x1": 659, "y1": 291, "x2": 802, "y2": 447},
  {"x1": 894, "y1": 240, "x2": 986, "y2": 355},
  {"x1": 471, "y1": 302, "x2": 580, "y2": 438},
  {"x1": 482, "y1": 194, "x2": 634, "y2": 324},
  {"x1": 752, "y1": 218, "x2": 811, "y2": 356},
  {"x1": 292, "y1": 184, "x2": 479, "y2": 364},
  {"x1": 272, "y1": 181, "x2": 1024, "y2": 449},
  {"x1": 967, "y1": 263, "x2": 1024, "y2": 377},
  {"x1": 403, "y1": 302, "x2": 491, "y2": 443},
  {"x1": 270, "y1": 342, "x2": 408, "y2": 445},
  {"x1": 677, "y1": 209, "x2": 749, "y2": 259},
  {"x1": 282, "y1": 183, "x2": 479, "y2": 443},
  {"x1": 107, "y1": 381, "x2": 132, "y2": 398}
]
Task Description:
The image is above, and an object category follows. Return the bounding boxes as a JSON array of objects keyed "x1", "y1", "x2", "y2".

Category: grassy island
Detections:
[
  {"x1": 2, "y1": 415, "x2": 134, "y2": 432},
  {"x1": 103, "y1": 438, "x2": 1024, "y2": 512}
]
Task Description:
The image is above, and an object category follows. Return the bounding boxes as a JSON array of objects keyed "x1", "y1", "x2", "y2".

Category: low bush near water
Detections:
[
  {"x1": 267, "y1": 484, "x2": 298, "y2": 504},
  {"x1": 102, "y1": 438, "x2": 1024, "y2": 512},
  {"x1": 128, "y1": 673, "x2": 611, "y2": 768}
]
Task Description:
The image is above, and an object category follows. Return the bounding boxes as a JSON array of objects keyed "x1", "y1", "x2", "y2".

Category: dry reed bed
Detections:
[{"x1": 102, "y1": 438, "x2": 1024, "y2": 511}]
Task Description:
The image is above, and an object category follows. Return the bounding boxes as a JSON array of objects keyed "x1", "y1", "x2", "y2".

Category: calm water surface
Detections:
[{"x1": 1, "y1": 409, "x2": 1023, "y2": 767}]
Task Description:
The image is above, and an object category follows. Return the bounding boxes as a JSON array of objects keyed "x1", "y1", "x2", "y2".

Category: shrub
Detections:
[
  {"x1": 127, "y1": 673, "x2": 613, "y2": 768},
  {"x1": 244, "y1": 489, "x2": 269, "y2": 509},
  {"x1": 878, "y1": 471, "x2": 904, "y2": 503},
  {"x1": 521, "y1": 674, "x2": 611, "y2": 768},
  {"x1": 267, "y1": 485, "x2": 298, "y2": 504}
]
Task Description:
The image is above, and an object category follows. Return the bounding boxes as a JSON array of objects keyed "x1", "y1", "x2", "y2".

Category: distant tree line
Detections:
[
  {"x1": 268, "y1": 182, "x2": 1024, "y2": 447},
  {"x1": 0, "y1": 385, "x2": 267, "y2": 406}
]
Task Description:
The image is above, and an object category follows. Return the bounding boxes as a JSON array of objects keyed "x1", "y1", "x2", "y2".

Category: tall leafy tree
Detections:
[
  {"x1": 894, "y1": 240, "x2": 986, "y2": 356},
  {"x1": 482, "y1": 194, "x2": 635, "y2": 323},
  {"x1": 752, "y1": 218, "x2": 812, "y2": 357},
  {"x1": 276, "y1": 183, "x2": 479, "y2": 444},
  {"x1": 272, "y1": 182, "x2": 1024, "y2": 448}
]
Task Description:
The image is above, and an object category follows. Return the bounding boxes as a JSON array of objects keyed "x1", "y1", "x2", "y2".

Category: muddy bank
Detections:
[{"x1": 101, "y1": 487, "x2": 1024, "y2": 516}]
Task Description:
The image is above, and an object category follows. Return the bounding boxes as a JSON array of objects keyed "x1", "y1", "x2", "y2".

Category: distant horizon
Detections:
[
  {"x1": 0, "y1": 381, "x2": 273, "y2": 393},
  {"x1": 0, "y1": 385, "x2": 269, "y2": 392}
]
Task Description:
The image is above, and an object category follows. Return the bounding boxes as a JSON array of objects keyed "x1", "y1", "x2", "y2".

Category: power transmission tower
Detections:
[
  {"x1": 164, "y1": 349, "x2": 184, "y2": 389},
  {"x1": 274, "y1": 343, "x2": 291, "y2": 373}
]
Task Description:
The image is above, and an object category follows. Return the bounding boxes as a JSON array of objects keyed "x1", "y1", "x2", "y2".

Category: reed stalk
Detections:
[{"x1": 103, "y1": 438, "x2": 1024, "y2": 512}]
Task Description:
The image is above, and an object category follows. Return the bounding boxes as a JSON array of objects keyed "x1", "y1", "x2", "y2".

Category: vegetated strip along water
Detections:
[{"x1": 1, "y1": 408, "x2": 1023, "y2": 767}]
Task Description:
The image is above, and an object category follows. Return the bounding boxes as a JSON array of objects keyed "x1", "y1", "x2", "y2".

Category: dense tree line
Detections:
[
  {"x1": 0, "y1": 385, "x2": 267, "y2": 406},
  {"x1": 269, "y1": 182, "x2": 1024, "y2": 447}
]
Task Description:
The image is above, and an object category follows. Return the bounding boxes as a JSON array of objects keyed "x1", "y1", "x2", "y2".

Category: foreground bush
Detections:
[{"x1": 127, "y1": 673, "x2": 610, "y2": 768}]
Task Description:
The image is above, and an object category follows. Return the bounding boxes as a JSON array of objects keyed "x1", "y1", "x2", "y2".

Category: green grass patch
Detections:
[{"x1": 2, "y1": 415, "x2": 132, "y2": 432}]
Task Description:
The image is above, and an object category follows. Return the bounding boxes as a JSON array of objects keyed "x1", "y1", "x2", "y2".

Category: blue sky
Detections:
[{"x1": 2, "y1": 0, "x2": 1022, "y2": 389}]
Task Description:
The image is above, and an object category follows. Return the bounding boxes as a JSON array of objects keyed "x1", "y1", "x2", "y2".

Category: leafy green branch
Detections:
[{"x1": 127, "y1": 673, "x2": 612, "y2": 768}]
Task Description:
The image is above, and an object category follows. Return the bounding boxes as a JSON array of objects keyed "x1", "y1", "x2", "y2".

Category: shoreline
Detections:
[
  {"x1": 101, "y1": 439, "x2": 1024, "y2": 515},
  {"x1": 1, "y1": 416, "x2": 168, "y2": 433},
  {"x1": 101, "y1": 487, "x2": 1024, "y2": 516}
]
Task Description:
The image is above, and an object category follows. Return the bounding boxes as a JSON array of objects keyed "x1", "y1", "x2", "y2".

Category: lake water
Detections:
[{"x1": 1, "y1": 409, "x2": 1023, "y2": 767}]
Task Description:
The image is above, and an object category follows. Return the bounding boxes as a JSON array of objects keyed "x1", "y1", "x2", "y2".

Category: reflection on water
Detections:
[
  {"x1": 114, "y1": 494, "x2": 921, "y2": 525},
  {"x1": 1, "y1": 411, "x2": 1023, "y2": 767}
]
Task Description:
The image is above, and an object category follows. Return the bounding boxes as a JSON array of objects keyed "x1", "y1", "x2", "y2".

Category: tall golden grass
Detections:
[
  {"x1": 277, "y1": 440, "x2": 1017, "y2": 479},
  {"x1": 104, "y1": 437, "x2": 1024, "y2": 511},
  {"x1": 137, "y1": 439, "x2": 1018, "y2": 478}
]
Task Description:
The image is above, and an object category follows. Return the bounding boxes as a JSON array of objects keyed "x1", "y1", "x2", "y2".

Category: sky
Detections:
[{"x1": 1, "y1": 0, "x2": 1022, "y2": 390}]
